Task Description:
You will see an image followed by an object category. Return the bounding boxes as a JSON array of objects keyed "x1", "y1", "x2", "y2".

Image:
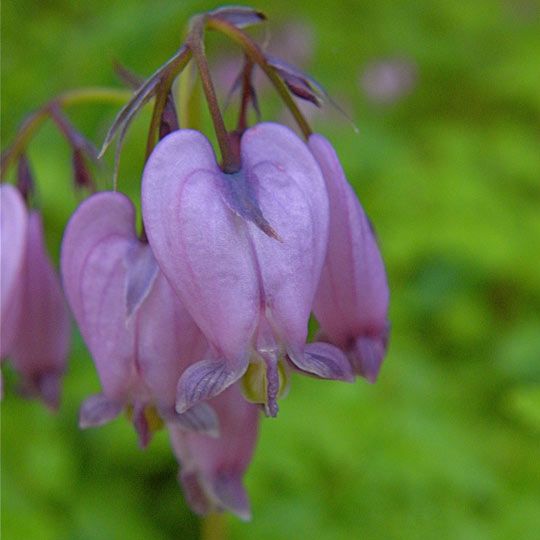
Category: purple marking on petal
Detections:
[
  {"x1": 291, "y1": 342, "x2": 355, "y2": 382},
  {"x1": 172, "y1": 402, "x2": 219, "y2": 438},
  {"x1": 79, "y1": 393, "x2": 123, "y2": 428},
  {"x1": 215, "y1": 170, "x2": 281, "y2": 240},
  {"x1": 211, "y1": 469, "x2": 251, "y2": 521},
  {"x1": 124, "y1": 242, "x2": 159, "y2": 319},
  {"x1": 176, "y1": 360, "x2": 245, "y2": 414}
]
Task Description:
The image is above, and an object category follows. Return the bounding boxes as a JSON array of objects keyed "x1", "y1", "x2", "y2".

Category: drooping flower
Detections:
[
  {"x1": 0, "y1": 184, "x2": 27, "y2": 360},
  {"x1": 0, "y1": 183, "x2": 71, "y2": 408},
  {"x1": 61, "y1": 191, "x2": 217, "y2": 447},
  {"x1": 142, "y1": 122, "x2": 353, "y2": 417},
  {"x1": 308, "y1": 134, "x2": 390, "y2": 382},
  {"x1": 169, "y1": 383, "x2": 259, "y2": 521}
]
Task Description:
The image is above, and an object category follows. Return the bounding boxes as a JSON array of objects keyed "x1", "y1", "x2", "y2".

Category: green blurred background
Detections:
[{"x1": 2, "y1": 1, "x2": 540, "y2": 538}]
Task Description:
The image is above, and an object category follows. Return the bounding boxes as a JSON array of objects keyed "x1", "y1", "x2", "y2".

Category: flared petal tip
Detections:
[
  {"x1": 212, "y1": 471, "x2": 252, "y2": 521},
  {"x1": 176, "y1": 360, "x2": 244, "y2": 414},
  {"x1": 170, "y1": 402, "x2": 220, "y2": 438},
  {"x1": 351, "y1": 328, "x2": 390, "y2": 383},
  {"x1": 179, "y1": 470, "x2": 252, "y2": 521},
  {"x1": 37, "y1": 372, "x2": 63, "y2": 410},
  {"x1": 79, "y1": 393, "x2": 123, "y2": 429},
  {"x1": 179, "y1": 471, "x2": 212, "y2": 517},
  {"x1": 291, "y1": 343, "x2": 355, "y2": 382},
  {"x1": 19, "y1": 371, "x2": 64, "y2": 411}
]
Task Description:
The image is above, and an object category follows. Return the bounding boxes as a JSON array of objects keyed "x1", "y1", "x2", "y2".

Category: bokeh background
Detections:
[{"x1": 2, "y1": 1, "x2": 540, "y2": 538}]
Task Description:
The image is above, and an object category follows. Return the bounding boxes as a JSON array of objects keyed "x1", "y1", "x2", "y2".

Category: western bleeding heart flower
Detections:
[
  {"x1": 142, "y1": 122, "x2": 353, "y2": 417},
  {"x1": 0, "y1": 183, "x2": 71, "y2": 408},
  {"x1": 0, "y1": 184, "x2": 27, "y2": 360},
  {"x1": 169, "y1": 383, "x2": 259, "y2": 521},
  {"x1": 308, "y1": 134, "x2": 390, "y2": 382},
  {"x1": 61, "y1": 191, "x2": 217, "y2": 447}
]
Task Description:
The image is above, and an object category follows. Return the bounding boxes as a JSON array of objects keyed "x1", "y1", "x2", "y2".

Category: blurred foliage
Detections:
[{"x1": 2, "y1": 0, "x2": 540, "y2": 539}]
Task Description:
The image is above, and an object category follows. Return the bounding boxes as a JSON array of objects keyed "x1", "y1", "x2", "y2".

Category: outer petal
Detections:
[
  {"x1": 169, "y1": 384, "x2": 259, "y2": 520},
  {"x1": 63, "y1": 191, "x2": 217, "y2": 437},
  {"x1": 299, "y1": 342, "x2": 355, "y2": 382},
  {"x1": 309, "y1": 134, "x2": 390, "y2": 381},
  {"x1": 79, "y1": 392, "x2": 123, "y2": 428},
  {"x1": 61, "y1": 192, "x2": 138, "y2": 401},
  {"x1": 137, "y1": 271, "x2": 208, "y2": 416},
  {"x1": 10, "y1": 211, "x2": 70, "y2": 408},
  {"x1": 142, "y1": 130, "x2": 259, "y2": 387},
  {"x1": 0, "y1": 184, "x2": 28, "y2": 358},
  {"x1": 241, "y1": 123, "x2": 329, "y2": 357}
]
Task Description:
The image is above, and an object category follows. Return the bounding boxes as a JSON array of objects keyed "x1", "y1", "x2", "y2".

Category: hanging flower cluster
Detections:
[{"x1": 0, "y1": 6, "x2": 389, "y2": 521}]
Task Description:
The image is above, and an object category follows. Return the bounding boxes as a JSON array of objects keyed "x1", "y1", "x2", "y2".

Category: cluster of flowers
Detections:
[{"x1": 1, "y1": 7, "x2": 389, "y2": 520}]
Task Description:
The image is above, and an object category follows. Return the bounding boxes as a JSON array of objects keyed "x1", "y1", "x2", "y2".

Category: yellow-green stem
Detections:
[{"x1": 201, "y1": 513, "x2": 227, "y2": 540}]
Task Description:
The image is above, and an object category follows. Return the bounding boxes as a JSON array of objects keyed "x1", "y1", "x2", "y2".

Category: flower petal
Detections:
[
  {"x1": 0, "y1": 184, "x2": 28, "y2": 358},
  {"x1": 10, "y1": 211, "x2": 70, "y2": 407},
  {"x1": 137, "y1": 272, "x2": 208, "y2": 414},
  {"x1": 171, "y1": 402, "x2": 219, "y2": 438},
  {"x1": 211, "y1": 471, "x2": 251, "y2": 521},
  {"x1": 79, "y1": 392, "x2": 123, "y2": 428},
  {"x1": 293, "y1": 342, "x2": 354, "y2": 382},
  {"x1": 241, "y1": 123, "x2": 329, "y2": 350},
  {"x1": 61, "y1": 192, "x2": 138, "y2": 401},
  {"x1": 309, "y1": 134, "x2": 390, "y2": 379},
  {"x1": 176, "y1": 359, "x2": 245, "y2": 414},
  {"x1": 178, "y1": 471, "x2": 212, "y2": 516},
  {"x1": 350, "y1": 325, "x2": 390, "y2": 383},
  {"x1": 125, "y1": 243, "x2": 159, "y2": 319},
  {"x1": 142, "y1": 130, "x2": 258, "y2": 374},
  {"x1": 169, "y1": 385, "x2": 259, "y2": 520}
]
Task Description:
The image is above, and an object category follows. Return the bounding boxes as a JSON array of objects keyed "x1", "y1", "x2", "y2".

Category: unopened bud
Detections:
[
  {"x1": 159, "y1": 94, "x2": 179, "y2": 140},
  {"x1": 16, "y1": 154, "x2": 34, "y2": 203},
  {"x1": 72, "y1": 149, "x2": 95, "y2": 191}
]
